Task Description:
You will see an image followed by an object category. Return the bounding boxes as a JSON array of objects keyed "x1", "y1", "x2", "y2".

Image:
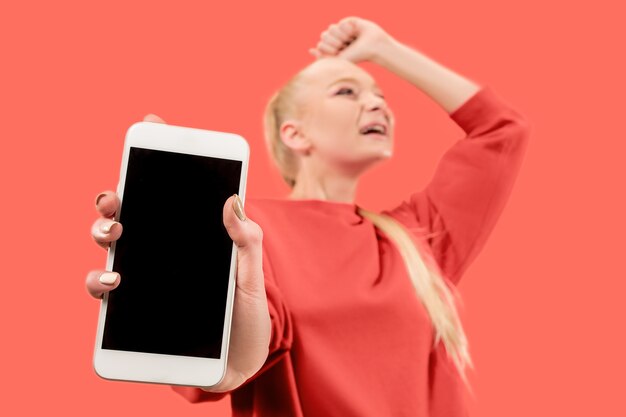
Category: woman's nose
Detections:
[{"x1": 363, "y1": 92, "x2": 387, "y2": 111}]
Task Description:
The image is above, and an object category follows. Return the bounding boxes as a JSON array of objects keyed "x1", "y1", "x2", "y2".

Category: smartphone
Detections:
[{"x1": 93, "y1": 121, "x2": 249, "y2": 388}]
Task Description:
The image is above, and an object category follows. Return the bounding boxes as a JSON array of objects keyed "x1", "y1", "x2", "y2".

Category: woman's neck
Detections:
[{"x1": 287, "y1": 174, "x2": 359, "y2": 203}]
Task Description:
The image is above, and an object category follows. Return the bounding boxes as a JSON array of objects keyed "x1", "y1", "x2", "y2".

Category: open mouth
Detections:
[{"x1": 359, "y1": 123, "x2": 388, "y2": 139}]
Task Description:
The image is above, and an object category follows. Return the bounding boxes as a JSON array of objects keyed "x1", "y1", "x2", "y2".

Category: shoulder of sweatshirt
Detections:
[
  {"x1": 382, "y1": 85, "x2": 531, "y2": 286},
  {"x1": 449, "y1": 85, "x2": 532, "y2": 137}
]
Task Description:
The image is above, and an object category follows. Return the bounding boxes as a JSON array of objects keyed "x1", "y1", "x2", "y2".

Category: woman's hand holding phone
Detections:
[{"x1": 86, "y1": 114, "x2": 271, "y2": 392}]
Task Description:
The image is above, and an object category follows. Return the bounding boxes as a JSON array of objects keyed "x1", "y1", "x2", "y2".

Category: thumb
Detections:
[
  {"x1": 336, "y1": 46, "x2": 360, "y2": 62},
  {"x1": 223, "y1": 194, "x2": 265, "y2": 296},
  {"x1": 222, "y1": 194, "x2": 263, "y2": 250}
]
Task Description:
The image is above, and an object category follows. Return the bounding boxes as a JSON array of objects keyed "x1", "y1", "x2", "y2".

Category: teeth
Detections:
[{"x1": 360, "y1": 124, "x2": 386, "y2": 134}]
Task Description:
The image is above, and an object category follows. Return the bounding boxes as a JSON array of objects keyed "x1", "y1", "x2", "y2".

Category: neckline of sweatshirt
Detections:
[{"x1": 247, "y1": 197, "x2": 363, "y2": 225}]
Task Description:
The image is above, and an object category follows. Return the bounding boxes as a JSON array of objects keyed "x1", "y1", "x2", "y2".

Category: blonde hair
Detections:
[{"x1": 262, "y1": 64, "x2": 474, "y2": 395}]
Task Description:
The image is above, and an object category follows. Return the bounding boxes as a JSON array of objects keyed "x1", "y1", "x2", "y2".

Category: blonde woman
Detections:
[{"x1": 87, "y1": 16, "x2": 530, "y2": 417}]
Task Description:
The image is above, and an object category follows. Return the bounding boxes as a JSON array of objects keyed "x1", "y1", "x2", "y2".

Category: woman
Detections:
[{"x1": 87, "y1": 16, "x2": 530, "y2": 417}]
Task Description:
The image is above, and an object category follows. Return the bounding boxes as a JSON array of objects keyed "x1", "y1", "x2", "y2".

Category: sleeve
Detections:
[
  {"x1": 383, "y1": 85, "x2": 531, "y2": 286},
  {"x1": 171, "y1": 241, "x2": 294, "y2": 403}
]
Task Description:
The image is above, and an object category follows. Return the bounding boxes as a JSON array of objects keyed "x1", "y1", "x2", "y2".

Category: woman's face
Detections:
[{"x1": 286, "y1": 58, "x2": 395, "y2": 170}]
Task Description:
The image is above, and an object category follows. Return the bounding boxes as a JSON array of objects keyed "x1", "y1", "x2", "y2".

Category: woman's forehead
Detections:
[{"x1": 301, "y1": 58, "x2": 377, "y2": 88}]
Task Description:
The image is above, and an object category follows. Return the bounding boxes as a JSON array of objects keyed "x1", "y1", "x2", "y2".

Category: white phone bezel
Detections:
[{"x1": 93, "y1": 121, "x2": 249, "y2": 388}]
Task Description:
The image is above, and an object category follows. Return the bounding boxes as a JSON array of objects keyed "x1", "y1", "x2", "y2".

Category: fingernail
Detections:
[
  {"x1": 95, "y1": 193, "x2": 107, "y2": 207},
  {"x1": 232, "y1": 194, "x2": 246, "y2": 222},
  {"x1": 99, "y1": 272, "x2": 118, "y2": 285},
  {"x1": 100, "y1": 221, "x2": 120, "y2": 234}
]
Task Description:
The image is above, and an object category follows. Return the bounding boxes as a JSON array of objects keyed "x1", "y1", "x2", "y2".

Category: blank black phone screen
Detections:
[{"x1": 102, "y1": 146, "x2": 242, "y2": 359}]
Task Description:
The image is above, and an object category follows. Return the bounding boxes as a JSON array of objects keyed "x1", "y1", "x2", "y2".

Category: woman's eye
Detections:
[{"x1": 336, "y1": 87, "x2": 355, "y2": 96}]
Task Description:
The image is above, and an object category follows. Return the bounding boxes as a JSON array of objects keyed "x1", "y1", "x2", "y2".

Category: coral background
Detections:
[{"x1": 1, "y1": 1, "x2": 624, "y2": 415}]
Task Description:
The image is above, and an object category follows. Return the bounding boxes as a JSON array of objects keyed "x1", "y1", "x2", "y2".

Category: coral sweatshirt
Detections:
[{"x1": 172, "y1": 85, "x2": 530, "y2": 416}]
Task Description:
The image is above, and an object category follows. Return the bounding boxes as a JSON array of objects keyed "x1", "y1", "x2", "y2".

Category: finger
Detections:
[
  {"x1": 308, "y1": 48, "x2": 322, "y2": 59},
  {"x1": 94, "y1": 238, "x2": 110, "y2": 250},
  {"x1": 95, "y1": 191, "x2": 120, "y2": 219},
  {"x1": 91, "y1": 218, "x2": 123, "y2": 249},
  {"x1": 338, "y1": 19, "x2": 358, "y2": 39},
  {"x1": 86, "y1": 270, "x2": 121, "y2": 299},
  {"x1": 143, "y1": 114, "x2": 166, "y2": 123},
  {"x1": 329, "y1": 23, "x2": 353, "y2": 41},
  {"x1": 321, "y1": 31, "x2": 344, "y2": 49},
  {"x1": 316, "y1": 41, "x2": 338, "y2": 56}
]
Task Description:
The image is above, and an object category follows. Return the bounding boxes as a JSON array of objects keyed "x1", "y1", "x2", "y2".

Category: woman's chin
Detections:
[
  {"x1": 370, "y1": 148, "x2": 393, "y2": 160},
  {"x1": 380, "y1": 149, "x2": 393, "y2": 158},
  {"x1": 365, "y1": 150, "x2": 393, "y2": 166}
]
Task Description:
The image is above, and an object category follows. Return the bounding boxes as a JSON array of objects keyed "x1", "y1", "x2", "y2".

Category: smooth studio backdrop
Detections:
[{"x1": 1, "y1": 1, "x2": 624, "y2": 416}]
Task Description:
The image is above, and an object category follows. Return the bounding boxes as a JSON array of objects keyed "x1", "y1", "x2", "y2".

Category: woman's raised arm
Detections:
[
  {"x1": 309, "y1": 16, "x2": 482, "y2": 114},
  {"x1": 383, "y1": 86, "x2": 531, "y2": 286}
]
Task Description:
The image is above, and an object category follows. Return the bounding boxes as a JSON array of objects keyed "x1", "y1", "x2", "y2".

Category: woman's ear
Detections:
[{"x1": 280, "y1": 120, "x2": 312, "y2": 156}]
